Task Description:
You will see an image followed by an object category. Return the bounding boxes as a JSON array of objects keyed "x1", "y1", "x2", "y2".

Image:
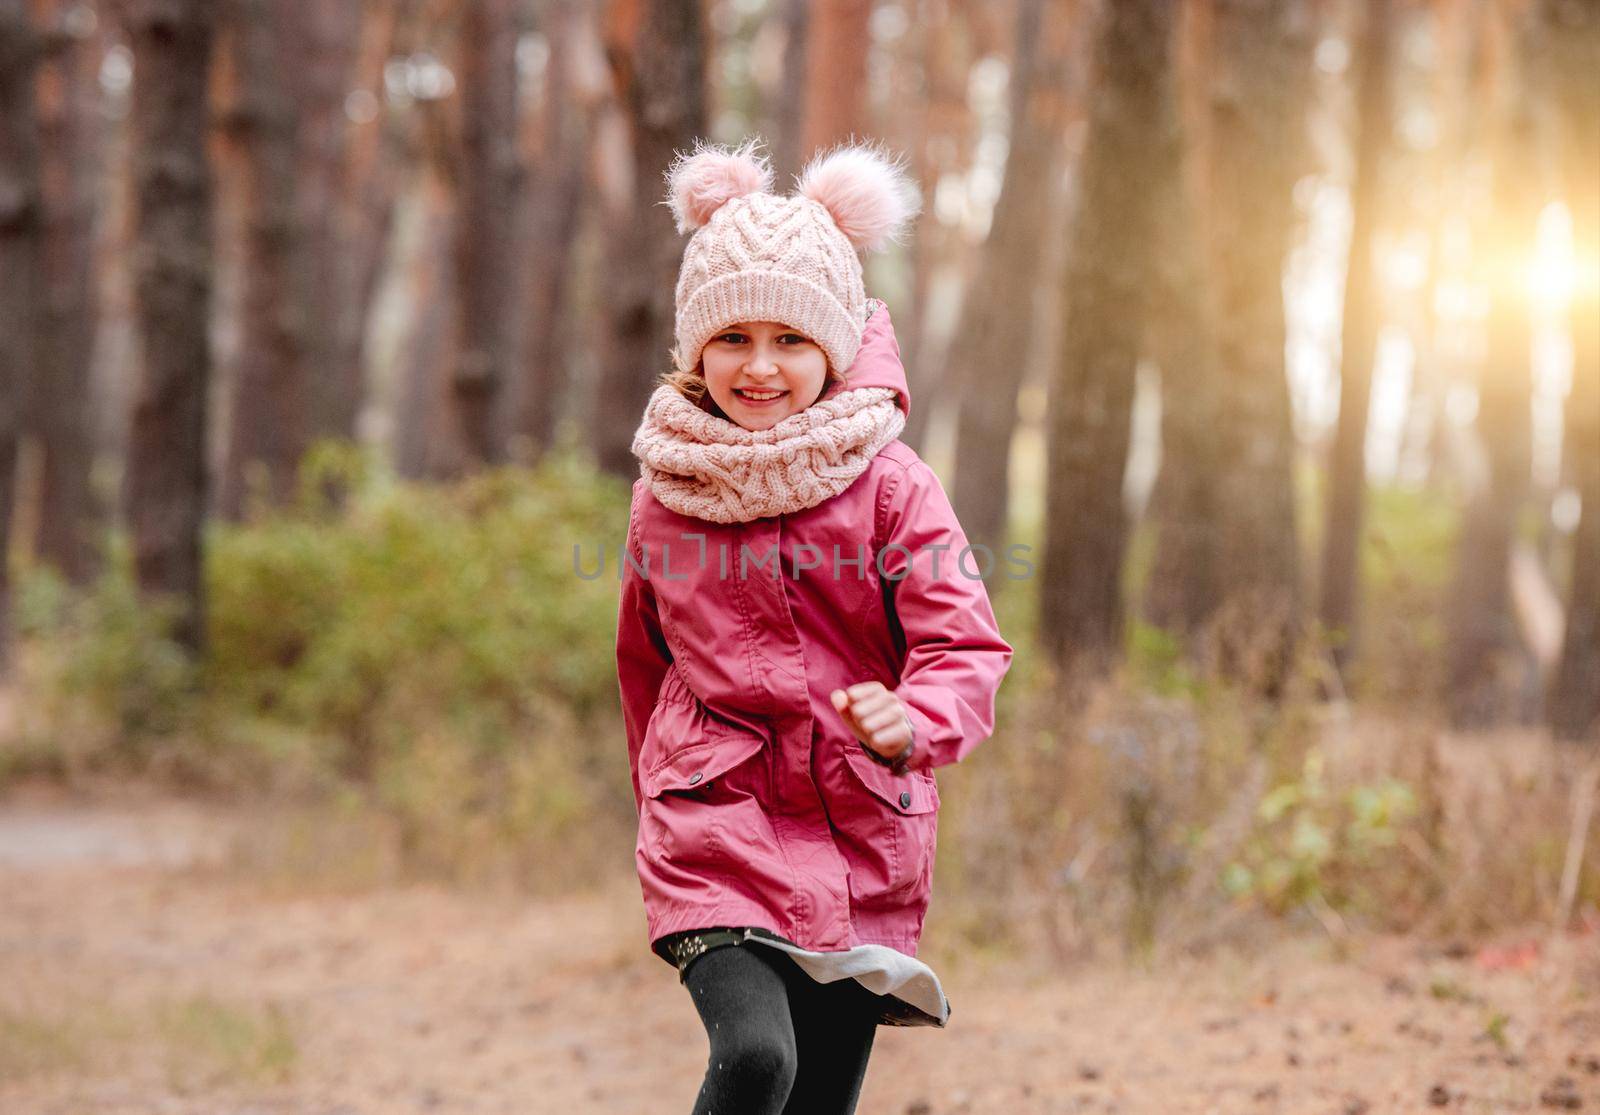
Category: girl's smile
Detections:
[{"x1": 702, "y1": 321, "x2": 829, "y2": 431}]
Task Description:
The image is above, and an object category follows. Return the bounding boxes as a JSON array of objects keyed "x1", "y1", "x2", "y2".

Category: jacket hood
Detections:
[
  {"x1": 693, "y1": 300, "x2": 912, "y2": 422},
  {"x1": 818, "y1": 299, "x2": 911, "y2": 419}
]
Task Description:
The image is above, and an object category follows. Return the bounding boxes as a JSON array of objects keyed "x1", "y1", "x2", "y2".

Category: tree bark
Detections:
[
  {"x1": 801, "y1": 0, "x2": 872, "y2": 157},
  {"x1": 508, "y1": 0, "x2": 592, "y2": 464},
  {"x1": 117, "y1": 0, "x2": 215, "y2": 654},
  {"x1": 445, "y1": 0, "x2": 520, "y2": 473},
  {"x1": 292, "y1": 0, "x2": 363, "y2": 444},
  {"x1": 948, "y1": 0, "x2": 1075, "y2": 567},
  {"x1": 1154, "y1": 0, "x2": 1313, "y2": 691},
  {"x1": 1039, "y1": 0, "x2": 1180, "y2": 677},
  {"x1": 594, "y1": 0, "x2": 707, "y2": 477},
  {"x1": 216, "y1": 0, "x2": 309, "y2": 519},
  {"x1": 32, "y1": 0, "x2": 101, "y2": 583},
  {"x1": 770, "y1": 0, "x2": 810, "y2": 186},
  {"x1": 1319, "y1": 0, "x2": 1396, "y2": 678},
  {"x1": 1543, "y1": 0, "x2": 1600, "y2": 741},
  {"x1": 0, "y1": 0, "x2": 44, "y2": 669},
  {"x1": 1444, "y1": 7, "x2": 1543, "y2": 729},
  {"x1": 1143, "y1": 0, "x2": 1218, "y2": 637},
  {"x1": 321, "y1": 0, "x2": 415, "y2": 446}
]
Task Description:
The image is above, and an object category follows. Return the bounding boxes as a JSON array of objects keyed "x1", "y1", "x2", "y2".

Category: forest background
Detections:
[{"x1": 0, "y1": 0, "x2": 1598, "y2": 1109}]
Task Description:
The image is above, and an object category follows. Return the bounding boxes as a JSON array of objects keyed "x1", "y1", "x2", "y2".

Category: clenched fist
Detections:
[{"x1": 830, "y1": 682, "x2": 914, "y2": 763}]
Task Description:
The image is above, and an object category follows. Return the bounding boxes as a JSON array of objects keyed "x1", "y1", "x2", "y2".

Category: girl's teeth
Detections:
[{"x1": 740, "y1": 390, "x2": 784, "y2": 400}]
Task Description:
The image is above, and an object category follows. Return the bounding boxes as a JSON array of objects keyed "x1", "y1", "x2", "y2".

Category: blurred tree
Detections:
[
  {"x1": 32, "y1": 0, "x2": 101, "y2": 583},
  {"x1": 116, "y1": 0, "x2": 215, "y2": 654},
  {"x1": 896, "y1": 0, "x2": 1003, "y2": 450},
  {"x1": 801, "y1": 0, "x2": 872, "y2": 156},
  {"x1": 1445, "y1": 2, "x2": 1541, "y2": 728},
  {"x1": 508, "y1": 0, "x2": 595, "y2": 463},
  {"x1": 216, "y1": 0, "x2": 310, "y2": 519},
  {"x1": 1040, "y1": 0, "x2": 1180, "y2": 677},
  {"x1": 1147, "y1": 0, "x2": 1314, "y2": 692},
  {"x1": 948, "y1": 0, "x2": 1078, "y2": 567},
  {"x1": 1392, "y1": 0, "x2": 1494, "y2": 495},
  {"x1": 1544, "y1": 0, "x2": 1600, "y2": 742},
  {"x1": 1143, "y1": 0, "x2": 1217, "y2": 639},
  {"x1": 594, "y1": 0, "x2": 707, "y2": 476},
  {"x1": 394, "y1": 161, "x2": 458, "y2": 480},
  {"x1": 297, "y1": 0, "x2": 376, "y2": 448},
  {"x1": 444, "y1": 0, "x2": 521, "y2": 473},
  {"x1": 319, "y1": 0, "x2": 418, "y2": 449},
  {"x1": 770, "y1": 0, "x2": 810, "y2": 185},
  {"x1": 1320, "y1": 0, "x2": 1398, "y2": 679},
  {"x1": 0, "y1": 0, "x2": 44, "y2": 669}
]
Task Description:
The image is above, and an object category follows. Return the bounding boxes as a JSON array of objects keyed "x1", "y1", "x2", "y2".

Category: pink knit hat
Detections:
[{"x1": 665, "y1": 137, "x2": 919, "y2": 378}]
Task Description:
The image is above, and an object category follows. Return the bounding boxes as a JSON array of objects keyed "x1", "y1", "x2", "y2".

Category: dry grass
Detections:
[{"x1": 930, "y1": 664, "x2": 1600, "y2": 967}]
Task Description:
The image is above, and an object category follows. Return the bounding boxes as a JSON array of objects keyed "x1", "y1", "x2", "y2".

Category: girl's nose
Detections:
[{"x1": 745, "y1": 345, "x2": 780, "y2": 375}]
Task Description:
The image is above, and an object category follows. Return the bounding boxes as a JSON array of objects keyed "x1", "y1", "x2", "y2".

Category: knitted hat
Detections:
[{"x1": 665, "y1": 137, "x2": 919, "y2": 379}]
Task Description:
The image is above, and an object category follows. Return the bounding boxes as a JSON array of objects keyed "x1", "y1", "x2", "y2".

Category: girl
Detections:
[{"x1": 617, "y1": 137, "x2": 1013, "y2": 1115}]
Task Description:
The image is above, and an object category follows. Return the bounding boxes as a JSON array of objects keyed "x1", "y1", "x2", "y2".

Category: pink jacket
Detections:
[{"x1": 616, "y1": 304, "x2": 1014, "y2": 965}]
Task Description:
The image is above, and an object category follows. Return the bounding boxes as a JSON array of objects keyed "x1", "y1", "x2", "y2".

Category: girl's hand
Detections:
[{"x1": 830, "y1": 682, "x2": 913, "y2": 761}]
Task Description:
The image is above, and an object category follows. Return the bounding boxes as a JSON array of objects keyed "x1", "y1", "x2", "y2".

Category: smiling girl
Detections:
[{"x1": 619, "y1": 138, "x2": 1013, "y2": 1114}]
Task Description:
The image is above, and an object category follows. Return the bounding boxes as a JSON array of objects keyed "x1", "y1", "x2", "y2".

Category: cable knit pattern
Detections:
[
  {"x1": 674, "y1": 191, "x2": 864, "y2": 377},
  {"x1": 631, "y1": 385, "x2": 906, "y2": 524},
  {"x1": 666, "y1": 140, "x2": 918, "y2": 378}
]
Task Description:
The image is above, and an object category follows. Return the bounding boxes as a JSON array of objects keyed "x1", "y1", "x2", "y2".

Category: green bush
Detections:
[{"x1": 7, "y1": 445, "x2": 637, "y2": 869}]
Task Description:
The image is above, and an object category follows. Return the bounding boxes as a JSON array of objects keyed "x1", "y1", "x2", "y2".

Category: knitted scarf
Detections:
[{"x1": 630, "y1": 384, "x2": 906, "y2": 524}]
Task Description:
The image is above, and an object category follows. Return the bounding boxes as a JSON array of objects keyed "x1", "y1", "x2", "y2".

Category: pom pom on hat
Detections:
[
  {"x1": 796, "y1": 142, "x2": 920, "y2": 252},
  {"x1": 665, "y1": 137, "x2": 774, "y2": 234}
]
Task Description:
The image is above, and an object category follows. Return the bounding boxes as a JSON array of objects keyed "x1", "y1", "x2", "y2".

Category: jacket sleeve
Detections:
[
  {"x1": 877, "y1": 459, "x2": 1014, "y2": 772},
  {"x1": 616, "y1": 480, "x2": 673, "y2": 813}
]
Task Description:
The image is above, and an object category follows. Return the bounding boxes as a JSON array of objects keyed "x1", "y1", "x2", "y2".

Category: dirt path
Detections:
[{"x1": 0, "y1": 793, "x2": 1594, "y2": 1115}]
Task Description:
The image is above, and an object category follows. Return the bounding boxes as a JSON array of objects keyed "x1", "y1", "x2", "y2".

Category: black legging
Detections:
[{"x1": 683, "y1": 942, "x2": 882, "y2": 1115}]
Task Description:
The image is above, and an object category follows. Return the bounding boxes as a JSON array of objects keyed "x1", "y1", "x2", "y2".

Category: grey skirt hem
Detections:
[{"x1": 657, "y1": 925, "x2": 951, "y2": 1028}]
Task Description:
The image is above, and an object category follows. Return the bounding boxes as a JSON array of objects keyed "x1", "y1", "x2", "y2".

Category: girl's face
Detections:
[{"x1": 701, "y1": 321, "x2": 829, "y2": 431}]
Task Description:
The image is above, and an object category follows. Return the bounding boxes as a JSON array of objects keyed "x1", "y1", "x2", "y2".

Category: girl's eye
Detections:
[{"x1": 713, "y1": 332, "x2": 811, "y2": 345}]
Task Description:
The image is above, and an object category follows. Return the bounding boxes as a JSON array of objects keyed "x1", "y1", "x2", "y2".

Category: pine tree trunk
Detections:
[
  {"x1": 594, "y1": 0, "x2": 707, "y2": 477},
  {"x1": 217, "y1": 0, "x2": 308, "y2": 519},
  {"x1": 1143, "y1": 0, "x2": 1214, "y2": 637},
  {"x1": 509, "y1": 0, "x2": 591, "y2": 463},
  {"x1": 948, "y1": 0, "x2": 1075, "y2": 567},
  {"x1": 294, "y1": 0, "x2": 363, "y2": 444},
  {"x1": 1214, "y1": 0, "x2": 1313, "y2": 684},
  {"x1": 394, "y1": 150, "x2": 457, "y2": 481},
  {"x1": 801, "y1": 0, "x2": 872, "y2": 157},
  {"x1": 1039, "y1": 0, "x2": 1180, "y2": 676},
  {"x1": 771, "y1": 0, "x2": 810, "y2": 186},
  {"x1": 0, "y1": 0, "x2": 44, "y2": 669},
  {"x1": 33, "y1": 0, "x2": 101, "y2": 583},
  {"x1": 117, "y1": 0, "x2": 215, "y2": 654},
  {"x1": 1544, "y1": 0, "x2": 1600, "y2": 742},
  {"x1": 446, "y1": 0, "x2": 520, "y2": 472},
  {"x1": 1319, "y1": 0, "x2": 1396, "y2": 678},
  {"x1": 323, "y1": 0, "x2": 413, "y2": 445},
  {"x1": 1444, "y1": 11, "x2": 1542, "y2": 729},
  {"x1": 1152, "y1": 0, "x2": 1312, "y2": 681}
]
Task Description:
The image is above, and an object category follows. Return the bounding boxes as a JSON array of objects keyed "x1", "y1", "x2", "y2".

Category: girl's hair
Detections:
[{"x1": 658, "y1": 348, "x2": 847, "y2": 404}]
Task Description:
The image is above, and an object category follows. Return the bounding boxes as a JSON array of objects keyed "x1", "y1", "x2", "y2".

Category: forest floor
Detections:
[{"x1": 0, "y1": 781, "x2": 1596, "y2": 1115}]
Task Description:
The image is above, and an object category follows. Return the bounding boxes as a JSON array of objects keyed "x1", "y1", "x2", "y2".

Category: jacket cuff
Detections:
[
  {"x1": 894, "y1": 689, "x2": 955, "y2": 772},
  {"x1": 859, "y1": 722, "x2": 916, "y2": 776}
]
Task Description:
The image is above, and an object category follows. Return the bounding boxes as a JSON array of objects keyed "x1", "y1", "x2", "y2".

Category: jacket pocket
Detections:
[
  {"x1": 636, "y1": 703, "x2": 768, "y2": 870},
  {"x1": 836, "y1": 740, "x2": 941, "y2": 903},
  {"x1": 841, "y1": 741, "x2": 940, "y2": 814},
  {"x1": 644, "y1": 727, "x2": 765, "y2": 798}
]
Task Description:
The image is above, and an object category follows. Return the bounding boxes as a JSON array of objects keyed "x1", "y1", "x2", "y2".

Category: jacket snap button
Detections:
[
  {"x1": 899, "y1": 790, "x2": 912, "y2": 809},
  {"x1": 688, "y1": 772, "x2": 704, "y2": 785}
]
